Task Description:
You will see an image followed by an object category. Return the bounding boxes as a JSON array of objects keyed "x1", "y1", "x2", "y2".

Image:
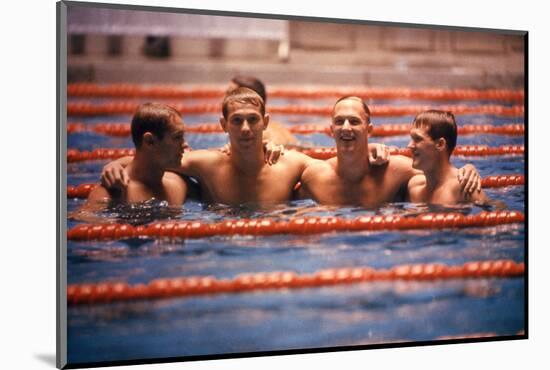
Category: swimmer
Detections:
[
  {"x1": 227, "y1": 75, "x2": 298, "y2": 146},
  {"x1": 297, "y1": 97, "x2": 482, "y2": 207},
  {"x1": 102, "y1": 91, "x2": 480, "y2": 208},
  {"x1": 101, "y1": 88, "x2": 388, "y2": 205},
  {"x1": 85, "y1": 103, "x2": 188, "y2": 209},
  {"x1": 407, "y1": 110, "x2": 487, "y2": 205}
]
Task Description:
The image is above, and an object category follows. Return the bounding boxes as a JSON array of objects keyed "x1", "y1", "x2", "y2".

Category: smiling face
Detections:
[
  {"x1": 408, "y1": 126, "x2": 439, "y2": 172},
  {"x1": 330, "y1": 98, "x2": 372, "y2": 154}
]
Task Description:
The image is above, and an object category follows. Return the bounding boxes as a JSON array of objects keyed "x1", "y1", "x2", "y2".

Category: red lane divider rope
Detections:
[
  {"x1": 300, "y1": 145, "x2": 525, "y2": 159},
  {"x1": 67, "y1": 210, "x2": 524, "y2": 241},
  {"x1": 67, "y1": 259, "x2": 524, "y2": 305},
  {"x1": 66, "y1": 145, "x2": 524, "y2": 163},
  {"x1": 67, "y1": 122, "x2": 525, "y2": 137},
  {"x1": 67, "y1": 102, "x2": 524, "y2": 117},
  {"x1": 67, "y1": 175, "x2": 524, "y2": 199},
  {"x1": 480, "y1": 175, "x2": 525, "y2": 188},
  {"x1": 67, "y1": 84, "x2": 524, "y2": 102}
]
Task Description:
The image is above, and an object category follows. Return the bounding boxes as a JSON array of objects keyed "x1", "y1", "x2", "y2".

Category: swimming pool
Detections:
[{"x1": 66, "y1": 91, "x2": 525, "y2": 365}]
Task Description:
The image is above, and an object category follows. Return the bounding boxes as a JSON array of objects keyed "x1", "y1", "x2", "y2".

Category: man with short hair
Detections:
[
  {"x1": 101, "y1": 92, "x2": 480, "y2": 207},
  {"x1": 85, "y1": 102, "x2": 188, "y2": 209},
  {"x1": 407, "y1": 110, "x2": 487, "y2": 204},
  {"x1": 174, "y1": 87, "x2": 316, "y2": 205},
  {"x1": 101, "y1": 88, "x2": 317, "y2": 206},
  {"x1": 297, "y1": 97, "x2": 481, "y2": 207},
  {"x1": 227, "y1": 75, "x2": 298, "y2": 146}
]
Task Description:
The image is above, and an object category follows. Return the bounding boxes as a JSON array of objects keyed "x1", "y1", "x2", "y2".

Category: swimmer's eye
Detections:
[
  {"x1": 246, "y1": 115, "x2": 260, "y2": 124},
  {"x1": 333, "y1": 118, "x2": 361, "y2": 126},
  {"x1": 230, "y1": 115, "x2": 260, "y2": 125},
  {"x1": 230, "y1": 116, "x2": 244, "y2": 125}
]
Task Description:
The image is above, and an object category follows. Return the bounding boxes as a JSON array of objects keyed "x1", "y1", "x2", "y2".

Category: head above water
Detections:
[
  {"x1": 332, "y1": 96, "x2": 371, "y2": 124},
  {"x1": 412, "y1": 110, "x2": 457, "y2": 157},
  {"x1": 229, "y1": 75, "x2": 267, "y2": 103},
  {"x1": 222, "y1": 87, "x2": 266, "y2": 119},
  {"x1": 131, "y1": 103, "x2": 183, "y2": 148}
]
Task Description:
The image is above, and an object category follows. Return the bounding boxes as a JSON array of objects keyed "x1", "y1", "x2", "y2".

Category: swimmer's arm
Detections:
[
  {"x1": 458, "y1": 163, "x2": 482, "y2": 194},
  {"x1": 164, "y1": 172, "x2": 188, "y2": 205},
  {"x1": 173, "y1": 150, "x2": 217, "y2": 178},
  {"x1": 368, "y1": 143, "x2": 391, "y2": 165},
  {"x1": 70, "y1": 186, "x2": 117, "y2": 223},
  {"x1": 466, "y1": 187, "x2": 489, "y2": 205},
  {"x1": 295, "y1": 161, "x2": 325, "y2": 200},
  {"x1": 87, "y1": 185, "x2": 112, "y2": 203},
  {"x1": 406, "y1": 175, "x2": 425, "y2": 202},
  {"x1": 101, "y1": 156, "x2": 132, "y2": 188},
  {"x1": 100, "y1": 151, "x2": 211, "y2": 188}
]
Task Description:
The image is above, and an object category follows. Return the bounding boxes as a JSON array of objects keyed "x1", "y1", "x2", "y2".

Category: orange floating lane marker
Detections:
[
  {"x1": 67, "y1": 259, "x2": 524, "y2": 305},
  {"x1": 67, "y1": 210, "x2": 525, "y2": 241}
]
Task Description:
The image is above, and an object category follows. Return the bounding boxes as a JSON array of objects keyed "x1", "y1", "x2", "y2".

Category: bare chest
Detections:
[
  {"x1": 201, "y1": 164, "x2": 299, "y2": 205},
  {"x1": 125, "y1": 180, "x2": 183, "y2": 205},
  {"x1": 309, "y1": 172, "x2": 403, "y2": 207}
]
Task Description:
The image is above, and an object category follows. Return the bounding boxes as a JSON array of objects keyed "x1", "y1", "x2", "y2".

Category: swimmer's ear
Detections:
[
  {"x1": 263, "y1": 113, "x2": 270, "y2": 130},
  {"x1": 367, "y1": 122, "x2": 374, "y2": 136},
  {"x1": 142, "y1": 132, "x2": 155, "y2": 146},
  {"x1": 436, "y1": 137, "x2": 446, "y2": 152},
  {"x1": 219, "y1": 116, "x2": 228, "y2": 132}
]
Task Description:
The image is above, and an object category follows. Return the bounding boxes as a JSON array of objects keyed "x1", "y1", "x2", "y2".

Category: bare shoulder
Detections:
[
  {"x1": 87, "y1": 185, "x2": 112, "y2": 201},
  {"x1": 180, "y1": 149, "x2": 226, "y2": 175},
  {"x1": 389, "y1": 155, "x2": 413, "y2": 171},
  {"x1": 183, "y1": 149, "x2": 224, "y2": 165},
  {"x1": 163, "y1": 171, "x2": 188, "y2": 185},
  {"x1": 408, "y1": 174, "x2": 426, "y2": 188},
  {"x1": 284, "y1": 150, "x2": 319, "y2": 166},
  {"x1": 301, "y1": 158, "x2": 335, "y2": 181}
]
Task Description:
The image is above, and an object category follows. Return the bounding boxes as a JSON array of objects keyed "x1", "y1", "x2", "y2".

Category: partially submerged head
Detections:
[
  {"x1": 131, "y1": 102, "x2": 185, "y2": 168},
  {"x1": 227, "y1": 75, "x2": 267, "y2": 103},
  {"x1": 220, "y1": 87, "x2": 269, "y2": 150},
  {"x1": 408, "y1": 109, "x2": 457, "y2": 171},
  {"x1": 330, "y1": 96, "x2": 373, "y2": 153}
]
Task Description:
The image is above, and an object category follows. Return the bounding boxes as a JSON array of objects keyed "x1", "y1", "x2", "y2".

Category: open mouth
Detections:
[{"x1": 340, "y1": 136, "x2": 355, "y2": 142}]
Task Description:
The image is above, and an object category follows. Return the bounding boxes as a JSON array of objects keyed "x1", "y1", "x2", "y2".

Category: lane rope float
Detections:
[
  {"x1": 67, "y1": 102, "x2": 524, "y2": 117},
  {"x1": 67, "y1": 259, "x2": 524, "y2": 305},
  {"x1": 67, "y1": 122, "x2": 525, "y2": 137},
  {"x1": 66, "y1": 145, "x2": 525, "y2": 163},
  {"x1": 300, "y1": 145, "x2": 525, "y2": 160},
  {"x1": 67, "y1": 175, "x2": 524, "y2": 199},
  {"x1": 67, "y1": 210, "x2": 524, "y2": 241},
  {"x1": 67, "y1": 84, "x2": 524, "y2": 102}
]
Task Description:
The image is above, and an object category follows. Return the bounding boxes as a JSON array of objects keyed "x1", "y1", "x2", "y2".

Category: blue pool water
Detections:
[{"x1": 66, "y1": 96, "x2": 525, "y2": 365}]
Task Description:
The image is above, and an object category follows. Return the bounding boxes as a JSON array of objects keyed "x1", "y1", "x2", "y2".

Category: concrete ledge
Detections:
[{"x1": 67, "y1": 58, "x2": 524, "y2": 88}]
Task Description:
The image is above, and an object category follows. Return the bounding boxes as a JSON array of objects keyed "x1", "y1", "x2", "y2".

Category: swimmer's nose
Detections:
[
  {"x1": 241, "y1": 120, "x2": 251, "y2": 133},
  {"x1": 342, "y1": 119, "x2": 352, "y2": 130},
  {"x1": 407, "y1": 139, "x2": 414, "y2": 150}
]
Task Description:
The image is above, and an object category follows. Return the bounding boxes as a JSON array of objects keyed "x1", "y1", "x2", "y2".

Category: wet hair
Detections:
[
  {"x1": 222, "y1": 87, "x2": 265, "y2": 119},
  {"x1": 131, "y1": 103, "x2": 182, "y2": 148},
  {"x1": 413, "y1": 110, "x2": 457, "y2": 156},
  {"x1": 333, "y1": 96, "x2": 371, "y2": 123},
  {"x1": 231, "y1": 75, "x2": 267, "y2": 103}
]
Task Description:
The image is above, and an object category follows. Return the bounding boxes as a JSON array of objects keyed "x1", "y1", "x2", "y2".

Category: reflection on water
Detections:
[{"x1": 69, "y1": 195, "x2": 503, "y2": 227}]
